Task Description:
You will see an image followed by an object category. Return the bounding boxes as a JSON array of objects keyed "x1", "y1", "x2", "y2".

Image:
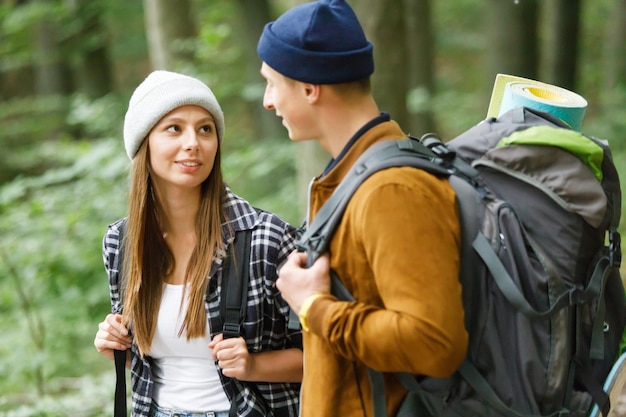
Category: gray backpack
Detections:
[{"x1": 296, "y1": 107, "x2": 626, "y2": 417}]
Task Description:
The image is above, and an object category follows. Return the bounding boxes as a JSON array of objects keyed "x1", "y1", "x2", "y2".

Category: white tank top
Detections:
[{"x1": 150, "y1": 283, "x2": 231, "y2": 411}]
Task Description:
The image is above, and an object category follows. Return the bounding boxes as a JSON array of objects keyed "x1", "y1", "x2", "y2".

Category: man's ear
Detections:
[{"x1": 303, "y1": 83, "x2": 321, "y2": 104}]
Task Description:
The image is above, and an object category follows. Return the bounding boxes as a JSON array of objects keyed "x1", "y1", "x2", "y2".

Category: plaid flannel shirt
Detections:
[{"x1": 102, "y1": 186, "x2": 302, "y2": 416}]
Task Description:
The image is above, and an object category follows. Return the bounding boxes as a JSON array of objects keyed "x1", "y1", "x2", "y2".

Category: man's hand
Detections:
[{"x1": 276, "y1": 251, "x2": 331, "y2": 314}]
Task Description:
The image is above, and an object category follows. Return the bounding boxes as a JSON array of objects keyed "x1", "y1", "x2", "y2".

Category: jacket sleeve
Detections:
[
  {"x1": 255, "y1": 211, "x2": 303, "y2": 350},
  {"x1": 102, "y1": 219, "x2": 125, "y2": 315},
  {"x1": 306, "y1": 167, "x2": 468, "y2": 377}
]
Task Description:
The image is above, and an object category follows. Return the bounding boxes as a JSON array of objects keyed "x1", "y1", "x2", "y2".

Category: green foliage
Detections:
[
  {"x1": 66, "y1": 93, "x2": 127, "y2": 140},
  {"x1": 0, "y1": 96, "x2": 72, "y2": 182},
  {"x1": 0, "y1": 130, "x2": 296, "y2": 412},
  {"x1": 223, "y1": 139, "x2": 298, "y2": 225},
  {"x1": 0, "y1": 137, "x2": 128, "y2": 408},
  {"x1": 0, "y1": 371, "x2": 118, "y2": 417}
]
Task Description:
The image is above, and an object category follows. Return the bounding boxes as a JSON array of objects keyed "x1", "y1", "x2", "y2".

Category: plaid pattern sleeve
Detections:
[
  {"x1": 101, "y1": 188, "x2": 301, "y2": 417},
  {"x1": 103, "y1": 218, "x2": 125, "y2": 314}
]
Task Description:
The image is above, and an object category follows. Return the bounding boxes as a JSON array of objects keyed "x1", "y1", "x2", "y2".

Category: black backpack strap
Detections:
[
  {"x1": 114, "y1": 219, "x2": 127, "y2": 417},
  {"x1": 221, "y1": 229, "x2": 252, "y2": 339},
  {"x1": 219, "y1": 228, "x2": 253, "y2": 417},
  {"x1": 114, "y1": 349, "x2": 127, "y2": 417}
]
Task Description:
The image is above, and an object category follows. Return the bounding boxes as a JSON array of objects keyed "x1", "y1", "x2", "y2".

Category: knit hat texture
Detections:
[
  {"x1": 257, "y1": 0, "x2": 374, "y2": 84},
  {"x1": 123, "y1": 70, "x2": 224, "y2": 160}
]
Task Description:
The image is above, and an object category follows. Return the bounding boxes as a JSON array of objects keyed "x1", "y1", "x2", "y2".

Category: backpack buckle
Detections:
[
  {"x1": 568, "y1": 287, "x2": 585, "y2": 305},
  {"x1": 420, "y1": 133, "x2": 457, "y2": 162},
  {"x1": 609, "y1": 231, "x2": 621, "y2": 268},
  {"x1": 222, "y1": 321, "x2": 241, "y2": 339}
]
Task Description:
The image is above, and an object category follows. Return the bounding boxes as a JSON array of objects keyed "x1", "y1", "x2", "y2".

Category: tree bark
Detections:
[
  {"x1": 402, "y1": 0, "x2": 435, "y2": 136},
  {"x1": 68, "y1": 0, "x2": 114, "y2": 98},
  {"x1": 353, "y1": 0, "x2": 409, "y2": 128},
  {"x1": 233, "y1": 0, "x2": 283, "y2": 140},
  {"x1": 33, "y1": 17, "x2": 73, "y2": 95},
  {"x1": 143, "y1": 0, "x2": 197, "y2": 70},
  {"x1": 603, "y1": 0, "x2": 626, "y2": 92},
  {"x1": 484, "y1": 0, "x2": 539, "y2": 88},
  {"x1": 543, "y1": 0, "x2": 581, "y2": 90}
]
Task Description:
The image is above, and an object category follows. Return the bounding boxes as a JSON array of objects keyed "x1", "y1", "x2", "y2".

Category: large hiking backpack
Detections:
[{"x1": 296, "y1": 107, "x2": 626, "y2": 417}]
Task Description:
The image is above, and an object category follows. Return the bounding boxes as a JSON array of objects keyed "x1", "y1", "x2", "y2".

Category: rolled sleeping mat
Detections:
[{"x1": 487, "y1": 73, "x2": 588, "y2": 131}]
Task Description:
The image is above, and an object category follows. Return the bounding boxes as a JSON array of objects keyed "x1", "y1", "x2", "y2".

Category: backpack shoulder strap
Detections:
[
  {"x1": 221, "y1": 228, "x2": 253, "y2": 339},
  {"x1": 114, "y1": 218, "x2": 127, "y2": 417},
  {"x1": 297, "y1": 137, "x2": 449, "y2": 267},
  {"x1": 220, "y1": 227, "x2": 253, "y2": 417}
]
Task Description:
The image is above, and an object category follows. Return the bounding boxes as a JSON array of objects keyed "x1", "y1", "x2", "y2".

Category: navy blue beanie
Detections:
[{"x1": 257, "y1": 0, "x2": 374, "y2": 84}]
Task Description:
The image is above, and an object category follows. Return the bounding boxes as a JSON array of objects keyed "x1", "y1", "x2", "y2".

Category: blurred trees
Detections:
[
  {"x1": 544, "y1": 0, "x2": 581, "y2": 90},
  {"x1": 143, "y1": 0, "x2": 196, "y2": 70},
  {"x1": 603, "y1": 0, "x2": 626, "y2": 109},
  {"x1": 0, "y1": 0, "x2": 624, "y2": 414},
  {"x1": 484, "y1": 0, "x2": 539, "y2": 83}
]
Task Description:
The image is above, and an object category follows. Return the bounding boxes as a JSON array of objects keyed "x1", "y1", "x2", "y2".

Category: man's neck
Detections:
[{"x1": 317, "y1": 95, "x2": 380, "y2": 158}]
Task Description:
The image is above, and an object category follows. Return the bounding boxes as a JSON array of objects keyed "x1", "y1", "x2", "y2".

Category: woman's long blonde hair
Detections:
[{"x1": 121, "y1": 140, "x2": 226, "y2": 356}]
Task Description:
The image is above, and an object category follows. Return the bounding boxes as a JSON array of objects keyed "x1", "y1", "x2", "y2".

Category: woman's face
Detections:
[{"x1": 147, "y1": 105, "x2": 219, "y2": 192}]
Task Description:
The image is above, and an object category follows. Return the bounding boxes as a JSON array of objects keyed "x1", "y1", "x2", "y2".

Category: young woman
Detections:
[{"x1": 94, "y1": 70, "x2": 302, "y2": 417}]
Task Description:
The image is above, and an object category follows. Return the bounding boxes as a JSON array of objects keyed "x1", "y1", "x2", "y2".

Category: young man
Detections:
[{"x1": 257, "y1": 1, "x2": 468, "y2": 416}]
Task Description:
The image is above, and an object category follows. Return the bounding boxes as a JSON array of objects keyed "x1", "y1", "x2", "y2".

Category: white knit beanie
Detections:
[{"x1": 123, "y1": 70, "x2": 225, "y2": 160}]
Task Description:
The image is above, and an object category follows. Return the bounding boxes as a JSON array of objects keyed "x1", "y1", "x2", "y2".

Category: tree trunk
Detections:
[
  {"x1": 143, "y1": 0, "x2": 197, "y2": 70},
  {"x1": 353, "y1": 0, "x2": 409, "y2": 129},
  {"x1": 484, "y1": 0, "x2": 539, "y2": 88},
  {"x1": 402, "y1": 0, "x2": 435, "y2": 136},
  {"x1": 33, "y1": 17, "x2": 73, "y2": 95},
  {"x1": 233, "y1": 0, "x2": 283, "y2": 141},
  {"x1": 68, "y1": 0, "x2": 114, "y2": 98},
  {"x1": 543, "y1": 0, "x2": 581, "y2": 90},
  {"x1": 603, "y1": 0, "x2": 626, "y2": 92}
]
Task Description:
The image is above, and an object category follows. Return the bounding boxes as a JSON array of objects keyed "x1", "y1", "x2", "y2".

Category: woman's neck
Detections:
[{"x1": 153, "y1": 185, "x2": 201, "y2": 236}]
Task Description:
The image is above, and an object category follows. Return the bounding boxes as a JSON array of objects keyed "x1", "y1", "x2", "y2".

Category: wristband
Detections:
[{"x1": 298, "y1": 293, "x2": 325, "y2": 332}]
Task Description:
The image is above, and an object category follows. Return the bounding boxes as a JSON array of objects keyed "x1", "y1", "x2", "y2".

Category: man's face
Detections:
[{"x1": 260, "y1": 62, "x2": 314, "y2": 142}]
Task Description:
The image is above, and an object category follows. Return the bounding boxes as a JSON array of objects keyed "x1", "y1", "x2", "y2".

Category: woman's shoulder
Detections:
[
  {"x1": 224, "y1": 186, "x2": 294, "y2": 233},
  {"x1": 103, "y1": 217, "x2": 127, "y2": 250}
]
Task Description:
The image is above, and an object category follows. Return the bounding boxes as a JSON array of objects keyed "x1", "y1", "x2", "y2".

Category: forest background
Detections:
[{"x1": 0, "y1": 0, "x2": 624, "y2": 415}]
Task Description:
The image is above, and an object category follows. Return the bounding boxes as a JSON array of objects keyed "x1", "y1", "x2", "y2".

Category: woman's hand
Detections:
[
  {"x1": 210, "y1": 334, "x2": 303, "y2": 382},
  {"x1": 94, "y1": 313, "x2": 132, "y2": 362},
  {"x1": 209, "y1": 333, "x2": 253, "y2": 379}
]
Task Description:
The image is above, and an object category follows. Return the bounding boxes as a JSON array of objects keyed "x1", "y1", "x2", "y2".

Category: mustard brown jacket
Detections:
[{"x1": 300, "y1": 115, "x2": 468, "y2": 417}]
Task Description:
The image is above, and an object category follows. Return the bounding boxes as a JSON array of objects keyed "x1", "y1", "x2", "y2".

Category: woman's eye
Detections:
[
  {"x1": 166, "y1": 125, "x2": 180, "y2": 133},
  {"x1": 200, "y1": 125, "x2": 213, "y2": 134}
]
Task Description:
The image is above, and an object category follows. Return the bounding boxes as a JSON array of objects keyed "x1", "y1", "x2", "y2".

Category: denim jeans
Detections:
[{"x1": 149, "y1": 402, "x2": 230, "y2": 417}]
